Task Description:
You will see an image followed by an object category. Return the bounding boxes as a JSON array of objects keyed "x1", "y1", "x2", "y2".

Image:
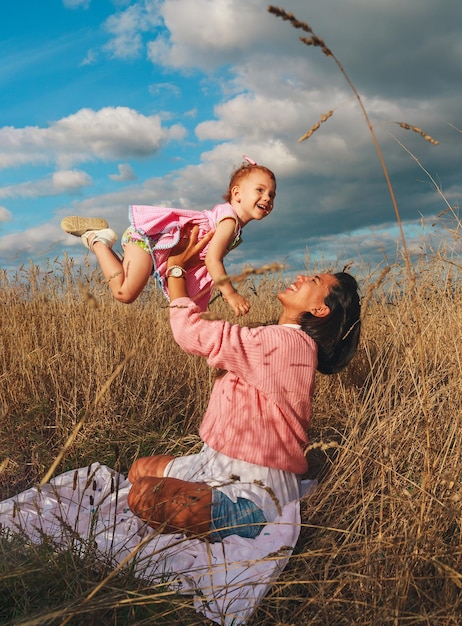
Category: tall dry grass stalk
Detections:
[
  {"x1": 268, "y1": 4, "x2": 445, "y2": 545},
  {"x1": 1, "y1": 247, "x2": 461, "y2": 623}
]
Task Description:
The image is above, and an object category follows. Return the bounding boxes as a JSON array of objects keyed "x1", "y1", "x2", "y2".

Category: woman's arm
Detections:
[
  {"x1": 205, "y1": 218, "x2": 250, "y2": 317},
  {"x1": 166, "y1": 227, "x2": 260, "y2": 374},
  {"x1": 166, "y1": 226, "x2": 214, "y2": 301}
]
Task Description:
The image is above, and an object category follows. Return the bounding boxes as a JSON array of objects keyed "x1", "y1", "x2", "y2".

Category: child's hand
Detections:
[{"x1": 224, "y1": 292, "x2": 250, "y2": 317}]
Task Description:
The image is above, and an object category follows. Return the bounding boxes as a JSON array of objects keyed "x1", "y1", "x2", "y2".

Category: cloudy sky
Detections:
[{"x1": 0, "y1": 0, "x2": 460, "y2": 280}]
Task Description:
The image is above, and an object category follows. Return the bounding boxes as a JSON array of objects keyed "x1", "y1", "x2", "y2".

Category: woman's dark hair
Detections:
[{"x1": 298, "y1": 272, "x2": 361, "y2": 374}]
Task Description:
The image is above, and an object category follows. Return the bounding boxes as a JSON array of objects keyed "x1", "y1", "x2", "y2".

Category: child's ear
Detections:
[{"x1": 231, "y1": 184, "x2": 241, "y2": 202}]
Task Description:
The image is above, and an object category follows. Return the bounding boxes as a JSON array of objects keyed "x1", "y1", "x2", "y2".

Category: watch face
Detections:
[{"x1": 169, "y1": 266, "x2": 184, "y2": 278}]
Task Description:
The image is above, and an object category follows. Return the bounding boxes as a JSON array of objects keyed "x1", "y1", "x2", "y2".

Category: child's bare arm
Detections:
[{"x1": 205, "y1": 219, "x2": 250, "y2": 316}]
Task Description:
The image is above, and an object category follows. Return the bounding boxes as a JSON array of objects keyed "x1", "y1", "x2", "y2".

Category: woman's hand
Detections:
[
  {"x1": 168, "y1": 225, "x2": 214, "y2": 272},
  {"x1": 167, "y1": 226, "x2": 214, "y2": 302}
]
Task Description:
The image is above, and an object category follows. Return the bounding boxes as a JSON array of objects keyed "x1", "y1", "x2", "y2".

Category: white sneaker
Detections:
[{"x1": 81, "y1": 228, "x2": 118, "y2": 252}]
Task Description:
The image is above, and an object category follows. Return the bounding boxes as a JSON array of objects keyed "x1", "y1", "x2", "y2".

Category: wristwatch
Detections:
[{"x1": 166, "y1": 265, "x2": 186, "y2": 279}]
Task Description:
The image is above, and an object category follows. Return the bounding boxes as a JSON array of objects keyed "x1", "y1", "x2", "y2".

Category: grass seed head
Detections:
[
  {"x1": 396, "y1": 121, "x2": 439, "y2": 145},
  {"x1": 299, "y1": 110, "x2": 335, "y2": 142}
]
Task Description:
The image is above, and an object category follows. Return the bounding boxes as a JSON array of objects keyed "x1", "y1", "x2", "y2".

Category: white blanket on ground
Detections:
[{"x1": 0, "y1": 464, "x2": 315, "y2": 625}]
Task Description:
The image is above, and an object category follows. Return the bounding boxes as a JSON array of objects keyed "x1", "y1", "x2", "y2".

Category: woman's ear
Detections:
[{"x1": 311, "y1": 305, "x2": 330, "y2": 318}]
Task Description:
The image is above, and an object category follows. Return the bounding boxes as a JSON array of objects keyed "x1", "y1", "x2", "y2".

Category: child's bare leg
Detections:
[
  {"x1": 128, "y1": 455, "x2": 176, "y2": 483},
  {"x1": 93, "y1": 242, "x2": 152, "y2": 304},
  {"x1": 61, "y1": 216, "x2": 153, "y2": 304}
]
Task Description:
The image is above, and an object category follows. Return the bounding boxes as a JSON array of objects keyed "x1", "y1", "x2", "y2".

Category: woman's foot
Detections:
[{"x1": 61, "y1": 216, "x2": 108, "y2": 236}]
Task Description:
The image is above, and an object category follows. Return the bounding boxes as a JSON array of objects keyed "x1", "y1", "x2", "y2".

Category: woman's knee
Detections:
[
  {"x1": 128, "y1": 455, "x2": 175, "y2": 484},
  {"x1": 126, "y1": 478, "x2": 140, "y2": 513},
  {"x1": 127, "y1": 459, "x2": 143, "y2": 484},
  {"x1": 127, "y1": 476, "x2": 167, "y2": 531}
]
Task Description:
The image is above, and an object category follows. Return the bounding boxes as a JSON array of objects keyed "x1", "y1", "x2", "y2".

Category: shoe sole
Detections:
[{"x1": 61, "y1": 216, "x2": 109, "y2": 236}]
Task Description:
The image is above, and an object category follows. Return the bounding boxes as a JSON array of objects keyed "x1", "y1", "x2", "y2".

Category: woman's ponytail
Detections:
[{"x1": 299, "y1": 272, "x2": 361, "y2": 374}]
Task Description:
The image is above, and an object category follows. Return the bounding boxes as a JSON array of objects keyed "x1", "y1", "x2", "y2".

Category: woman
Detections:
[{"x1": 127, "y1": 227, "x2": 361, "y2": 541}]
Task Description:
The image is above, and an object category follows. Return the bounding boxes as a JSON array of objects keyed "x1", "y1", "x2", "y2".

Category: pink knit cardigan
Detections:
[{"x1": 169, "y1": 298, "x2": 318, "y2": 474}]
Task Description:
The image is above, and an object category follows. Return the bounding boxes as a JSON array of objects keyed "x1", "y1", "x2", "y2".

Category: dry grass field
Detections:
[
  {"x1": 0, "y1": 242, "x2": 461, "y2": 624},
  {"x1": 1, "y1": 8, "x2": 461, "y2": 624}
]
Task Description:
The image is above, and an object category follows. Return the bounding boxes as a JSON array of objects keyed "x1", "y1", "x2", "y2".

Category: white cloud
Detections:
[
  {"x1": 62, "y1": 0, "x2": 91, "y2": 8},
  {"x1": 147, "y1": 0, "x2": 280, "y2": 69},
  {"x1": 0, "y1": 170, "x2": 92, "y2": 199},
  {"x1": 80, "y1": 49, "x2": 98, "y2": 66},
  {"x1": 0, "y1": 223, "x2": 63, "y2": 258},
  {"x1": 0, "y1": 107, "x2": 186, "y2": 170},
  {"x1": 92, "y1": 0, "x2": 281, "y2": 70},
  {"x1": 195, "y1": 93, "x2": 309, "y2": 142},
  {"x1": 0, "y1": 206, "x2": 12, "y2": 223},
  {"x1": 109, "y1": 163, "x2": 137, "y2": 182},
  {"x1": 148, "y1": 81, "x2": 181, "y2": 98},
  {"x1": 52, "y1": 170, "x2": 93, "y2": 193},
  {"x1": 103, "y1": 1, "x2": 162, "y2": 60}
]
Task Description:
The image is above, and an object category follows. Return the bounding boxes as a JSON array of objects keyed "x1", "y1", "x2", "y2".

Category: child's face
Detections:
[{"x1": 231, "y1": 171, "x2": 276, "y2": 225}]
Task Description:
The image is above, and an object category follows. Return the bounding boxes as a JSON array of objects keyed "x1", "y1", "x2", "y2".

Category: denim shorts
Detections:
[{"x1": 209, "y1": 490, "x2": 267, "y2": 542}]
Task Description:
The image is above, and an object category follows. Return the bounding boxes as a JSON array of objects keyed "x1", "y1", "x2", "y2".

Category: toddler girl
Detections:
[{"x1": 61, "y1": 157, "x2": 276, "y2": 315}]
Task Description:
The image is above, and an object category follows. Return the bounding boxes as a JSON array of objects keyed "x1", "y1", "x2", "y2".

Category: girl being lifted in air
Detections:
[{"x1": 61, "y1": 156, "x2": 276, "y2": 315}]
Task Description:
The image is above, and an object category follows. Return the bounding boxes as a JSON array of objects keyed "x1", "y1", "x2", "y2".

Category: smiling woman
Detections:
[
  {"x1": 278, "y1": 272, "x2": 361, "y2": 374},
  {"x1": 278, "y1": 274, "x2": 339, "y2": 320},
  {"x1": 127, "y1": 226, "x2": 361, "y2": 542}
]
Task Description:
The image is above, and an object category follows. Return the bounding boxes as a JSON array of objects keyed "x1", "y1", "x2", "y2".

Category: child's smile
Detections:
[{"x1": 233, "y1": 171, "x2": 276, "y2": 225}]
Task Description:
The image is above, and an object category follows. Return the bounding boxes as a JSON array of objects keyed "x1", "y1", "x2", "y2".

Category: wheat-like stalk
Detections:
[
  {"x1": 298, "y1": 109, "x2": 335, "y2": 142},
  {"x1": 395, "y1": 122, "x2": 439, "y2": 144},
  {"x1": 213, "y1": 262, "x2": 287, "y2": 286},
  {"x1": 268, "y1": 3, "x2": 442, "y2": 543}
]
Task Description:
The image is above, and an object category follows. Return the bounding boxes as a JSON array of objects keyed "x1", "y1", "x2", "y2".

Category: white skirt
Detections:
[{"x1": 164, "y1": 443, "x2": 301, "y2": 522}]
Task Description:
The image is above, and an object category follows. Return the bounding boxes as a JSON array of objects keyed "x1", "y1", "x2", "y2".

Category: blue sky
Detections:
[{"x1": 0, "y1": 0, "x2": 460, "y2": 280}]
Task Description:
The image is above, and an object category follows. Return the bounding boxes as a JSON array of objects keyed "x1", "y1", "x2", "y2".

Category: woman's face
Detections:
[{"x1": 278, "y1": 274, "x2": 338, "y2": 318}]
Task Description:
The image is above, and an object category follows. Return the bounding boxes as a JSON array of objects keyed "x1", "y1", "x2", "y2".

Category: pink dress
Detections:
[{"x1": 129, "y1": 203, "x2": 242, "y2": 310}]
